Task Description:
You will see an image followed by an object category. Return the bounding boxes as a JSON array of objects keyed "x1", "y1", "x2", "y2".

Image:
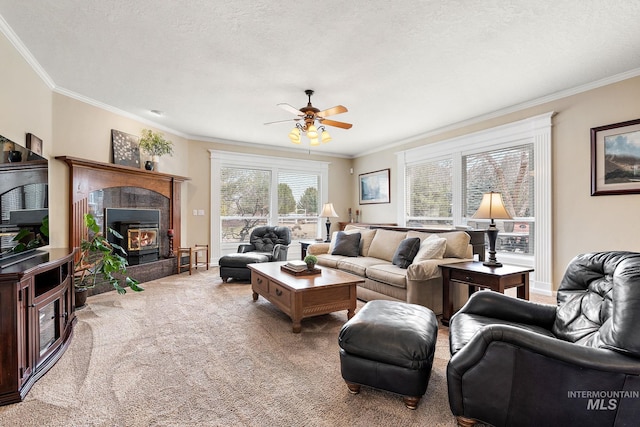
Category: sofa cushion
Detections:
[
  {"x1": 366, "y1": 263, "x2": 408, "y2": 289},
  {"x1": 407, "y1": 230, "x2": 470, "y2": 259},
  {"x1": 413, "y1": 235, "x2": 447, "y2": 263},
  {"x1": 316, "y1": 253, "x2": 346, "y2": 268},
  {"x1": 368, "y1": 229, "x2": 408, "y2": 262},
  {"x1": 337, "y1": 257, "x2": 388, "y2": 277},
  {"x1": 392, "y1": 237, "x2": 421, "y2": 268},
  {"x1": 331, "y1": 231, "x2": 361, "y2": 257}
]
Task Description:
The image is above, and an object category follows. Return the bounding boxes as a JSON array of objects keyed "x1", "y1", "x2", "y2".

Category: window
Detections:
[
  {"x1": 397, "y1": 112, "x2": 553, "y2": 294},
  {"x1": 220, "y1": 167, "x2": 271, "y2": 243},
  {"x1": 277, "y1": 172, "x2": 320, "y2": 241},
  {"x1": 210, "y1": 151, "x2": 330, "y2": 261},
  {"x1": 405, "y1": 158, "x2": 452, "y2": 227},
  {"x1": 463, "y1": 144, "x2": 534, "y2": 255}
]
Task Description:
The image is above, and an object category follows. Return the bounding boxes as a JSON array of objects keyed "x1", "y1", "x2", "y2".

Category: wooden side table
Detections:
[{"x1": 441, "y1": 262, "x2": 533, "y2": 326}]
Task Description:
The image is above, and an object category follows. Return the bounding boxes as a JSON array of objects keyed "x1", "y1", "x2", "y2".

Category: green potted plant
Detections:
[
  {"x1": 304, "y1": 254, "x2": 318, "y2": 270},
  {"x1": 138, "y1": 129, "x2": 173, "y2": 170},
  {"x1": 74, "y1": 213, "x2": 143, "y2": 307}
]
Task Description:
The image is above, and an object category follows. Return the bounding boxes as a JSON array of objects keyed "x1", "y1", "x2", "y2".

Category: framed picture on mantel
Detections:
[
  {"x1": 591, "y1": 118, "x2": 640, "y2": 196},
  {"x1": 111, "y1": 129, "x2": 141, "y2": 168},
  {"x1": 359, "y1": 168, "x2": 390, "y2": 204}
]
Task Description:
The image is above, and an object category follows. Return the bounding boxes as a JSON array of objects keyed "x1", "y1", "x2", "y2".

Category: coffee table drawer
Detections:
[
  {"x1": 269, "y1": 282, "x2": 291, "y2": 307},
  {"x1": 252, "y1": 272, "x2": 269, "y2": 294}
]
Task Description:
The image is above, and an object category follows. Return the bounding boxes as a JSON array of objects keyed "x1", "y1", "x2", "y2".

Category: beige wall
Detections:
[{"x1": 353, "y1": 76, "x2": 640, "y2": 287}]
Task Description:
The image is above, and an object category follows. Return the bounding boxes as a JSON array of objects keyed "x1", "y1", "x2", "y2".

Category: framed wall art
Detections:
[
  {"x1": 26, "y1": 133, "x2": 43, "y2": 156},
  {"x1": 359, "y1": 168, "x2": 390, "y2": 204},
  {"x1": 111, "y1": 129, "x2": 141, "y2": 168},
  {"x1": 591, "y1": 118, "x2": 640, "y2": 196}
]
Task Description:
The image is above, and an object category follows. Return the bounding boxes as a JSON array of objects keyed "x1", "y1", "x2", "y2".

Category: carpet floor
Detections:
[{"x1": 0, "y1": 267, "x2": 528, "y2": 426}]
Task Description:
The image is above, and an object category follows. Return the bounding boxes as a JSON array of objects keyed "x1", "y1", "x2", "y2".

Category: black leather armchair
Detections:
[
  {"x1": 238, "y1": 226, "x2": 291, "y2": 261},
  {"x1": 219, "y1": 226, "x2": 291, "y2": 282},
  {"x1": 447, "y1": 251, "x2": 640, "y2": 427}
]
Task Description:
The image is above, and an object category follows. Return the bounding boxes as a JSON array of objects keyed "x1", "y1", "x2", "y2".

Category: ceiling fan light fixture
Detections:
[
  {"x1": 321, "y1": 129, "x2": 332, "y2": 143},
  {"x1": 268, "y1": 90, "x2": 352, "y2": 147},
  {"x1": 288, "y1": 127, "x2": 301, "y2": 144},
  {"x1": 307, "y1": 124, "x2": 318, "y2": 139}
]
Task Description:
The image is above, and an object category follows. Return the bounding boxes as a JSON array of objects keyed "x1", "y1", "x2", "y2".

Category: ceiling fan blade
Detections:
[
  {"x1": 317, "y1": 105, "x2": 348, "y2": 118},
  {"x1": 264, "y1": 118, "x2": 300, "y2": 125},
  {"x1": 319, "y1": 118, "x2": 352, "y2": 129},
  {"x1": 278, "y1": 103, "x2": 304, "y2": 116}
]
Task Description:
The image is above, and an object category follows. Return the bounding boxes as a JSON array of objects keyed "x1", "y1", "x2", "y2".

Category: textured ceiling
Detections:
[{"x1": 1, "y1": 1, "x2": 640, "y2": 157}]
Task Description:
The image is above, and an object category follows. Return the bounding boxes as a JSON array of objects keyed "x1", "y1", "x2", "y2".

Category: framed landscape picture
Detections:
[
  {"x1": 591, "y1": 118, "x2": 640, "y2": 196},
  {"x1": 359, "y1": 168, "x2": 390, "y2": 204}
]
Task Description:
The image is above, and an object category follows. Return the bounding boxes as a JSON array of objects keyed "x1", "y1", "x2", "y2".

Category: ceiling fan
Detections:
[{"x1": 265, "y1": 89, "x2": 352, "y2": 145}]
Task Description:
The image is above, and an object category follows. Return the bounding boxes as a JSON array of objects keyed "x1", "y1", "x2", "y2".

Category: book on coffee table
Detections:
[{"x1": 286, "y1": 260, "x2": 308, "y2": 272}]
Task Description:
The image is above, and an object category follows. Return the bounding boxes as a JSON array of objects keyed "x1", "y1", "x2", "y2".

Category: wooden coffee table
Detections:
[{"x1": 248, "y1": 261, "x2": 364, "y2": 333}]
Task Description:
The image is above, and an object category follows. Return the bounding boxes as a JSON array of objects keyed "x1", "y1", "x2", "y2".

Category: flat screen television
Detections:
[{"x1": 0, "y1": 134, "x2": 49, "y2": 267}]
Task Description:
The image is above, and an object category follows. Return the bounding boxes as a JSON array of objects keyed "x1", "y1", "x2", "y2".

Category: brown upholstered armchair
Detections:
[{"x1": 447, "y1": 251, "x2": 640, "y2": 427}]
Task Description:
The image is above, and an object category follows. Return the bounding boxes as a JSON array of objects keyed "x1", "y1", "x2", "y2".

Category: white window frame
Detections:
[
  {"x1": 396, "y1": 112, "x2": 554, "y2": 295},
  {"x1": 209, "y1": 150, "x2": 330, "y2": 263}
]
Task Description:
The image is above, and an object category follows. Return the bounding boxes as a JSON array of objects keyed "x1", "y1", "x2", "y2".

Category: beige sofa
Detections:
[{"x1": 307, "y1": 225, "x2": 474, "y2": 315}]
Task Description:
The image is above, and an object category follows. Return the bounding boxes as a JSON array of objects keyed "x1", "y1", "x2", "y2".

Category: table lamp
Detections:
[
  {"x1": 471, "y1": 192, "x2": 512, "y2": 267},
  {"x1": 320, "y1": 203, "x2": 339, "y2": 242}
]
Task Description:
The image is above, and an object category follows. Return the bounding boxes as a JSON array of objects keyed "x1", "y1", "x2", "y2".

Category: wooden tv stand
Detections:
[{"x1": 0, "y1": 248, "x2": 76, "y2": 406}]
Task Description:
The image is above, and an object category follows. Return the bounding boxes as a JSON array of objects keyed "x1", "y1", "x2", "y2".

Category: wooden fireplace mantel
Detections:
[{"x1": 56, "y1": 156, "x2": 190, "y2": 255}]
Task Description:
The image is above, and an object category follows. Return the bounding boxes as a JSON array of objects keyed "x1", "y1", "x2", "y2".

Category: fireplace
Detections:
[
  {"x1": 57, "y1": 156, "x2": 190, "y2": 295},
  {"x1": 119, "y1": 222, "x2": 159, "y2": 265},
  {"x1": 105, "y1": 208, "x2": 161, "y2": 265}
]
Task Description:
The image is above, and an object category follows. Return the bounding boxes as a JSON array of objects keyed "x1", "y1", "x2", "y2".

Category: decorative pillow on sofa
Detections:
[
  {"x1": 392, "y1": 237, "x2": 421, "y2": 269},
  {"x1": 413, "y1": 235, "x2": 447, "y2": 263},
  {"x1": 330, "y1": 227, "x2": 377, "y2": 256},
  {"x1": 331, "y1": 231, "x2": 362, "y2": 257}
]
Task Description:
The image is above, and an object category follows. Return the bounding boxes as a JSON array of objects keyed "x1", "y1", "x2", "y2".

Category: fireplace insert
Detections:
[{"x1": 117, "y1": 221, "x2": 159, "y2": 265}]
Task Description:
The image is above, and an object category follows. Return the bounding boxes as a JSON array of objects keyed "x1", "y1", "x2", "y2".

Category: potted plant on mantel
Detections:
[
  {"x1": 74, "y1": 213, "x2": 144, "y2": 307},
  {"x1": 138, "y1": 129, "x2": 173, "y2": 171}
]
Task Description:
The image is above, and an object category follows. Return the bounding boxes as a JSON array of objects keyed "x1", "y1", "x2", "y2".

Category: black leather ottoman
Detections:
[
  {"x1": 219, "y1": 252, "x2": 270, "y2": 282},
  {"x1": 338, "y1": 300, "x2": 438, "y2": 409}
]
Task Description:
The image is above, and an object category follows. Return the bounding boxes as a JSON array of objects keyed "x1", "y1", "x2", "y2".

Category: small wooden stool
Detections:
[
  {"x1": 176, "y1": 245, "x2": 209, "y2": 275},
  {"x1": 193, "y1": 244, "x2": 209, "y2": 271}
]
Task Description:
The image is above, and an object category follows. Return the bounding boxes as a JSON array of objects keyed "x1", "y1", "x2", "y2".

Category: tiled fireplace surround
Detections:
[{"x1": 57, "y1": 156, "x2": 189, "y2": 295}]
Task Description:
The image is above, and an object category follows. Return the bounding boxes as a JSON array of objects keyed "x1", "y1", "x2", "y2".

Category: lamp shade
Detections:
[
  {"x1": 471, "y1": 192, "x2": 512, "y2": 220},
  {"x1": 309, "y1": 137, "x2": 320, "y2": 146},
  {"x1": 288, "y1": 127, "x2": 301, "y2": 144},
  {"x1": 307, "y1": 124, "x2": 318, "y2": 139},
  {"x1": 321, "y1": 130, "x2": 332, "y2": 143},
  {"x1": 320, "y1": 203, "x2": 339, "y2": 218}
]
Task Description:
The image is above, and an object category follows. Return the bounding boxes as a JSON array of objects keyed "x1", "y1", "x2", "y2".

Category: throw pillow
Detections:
[
  {"x1": 392, "y1": 237, "x2": 421, "y2": 269},
  {"x1": 331, "y1": 232, "x2": 362, "y2": 257},
  {"x1": 413, "y1": 235, "x2": 447, "y2": 263}
]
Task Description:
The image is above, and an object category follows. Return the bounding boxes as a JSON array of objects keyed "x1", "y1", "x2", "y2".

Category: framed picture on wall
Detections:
[
  {"x1": 26, "y1": 133, "x2": 43, "y2": 156},
  {"x1": 359, "y1": 168, "x2": 390, "y2": 204},
  {"x1": 591, "y1": 118, "x2": 640, "y2": 196}
]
